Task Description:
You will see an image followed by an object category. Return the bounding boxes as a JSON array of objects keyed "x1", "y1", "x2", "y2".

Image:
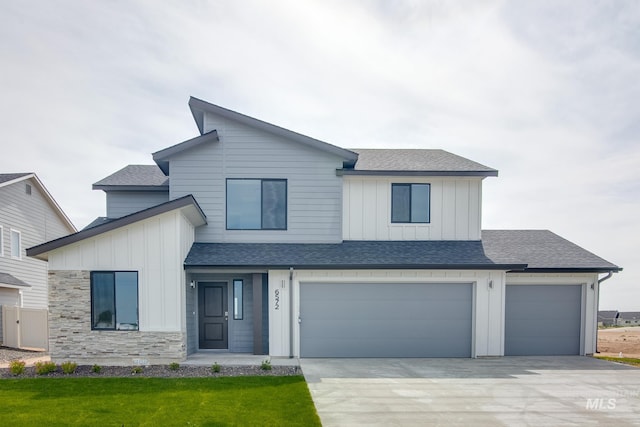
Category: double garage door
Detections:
[
  {"x1": 504, "y1": 284, "x2": 583, "y2": 356},
  {"x1": 300, "y1": 282, "x2": 473, "y2": 358}
]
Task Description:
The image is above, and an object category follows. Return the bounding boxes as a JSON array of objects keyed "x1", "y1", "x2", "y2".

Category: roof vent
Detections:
[{"x1": 25, "y1": 184, "x2": 32, "y2": 195}]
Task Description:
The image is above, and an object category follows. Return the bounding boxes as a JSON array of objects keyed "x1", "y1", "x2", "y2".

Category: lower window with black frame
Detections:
[{"x1": 91, "y1": 271, "x2": 139, "y2": 331}]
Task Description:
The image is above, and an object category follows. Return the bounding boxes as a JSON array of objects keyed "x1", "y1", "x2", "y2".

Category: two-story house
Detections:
[
  {"x1": 27, "y1": 97, "x2": 620, "y2": 364},
  {"x1": 1, "y1": 173, "x2": 76, "y2": 345}
]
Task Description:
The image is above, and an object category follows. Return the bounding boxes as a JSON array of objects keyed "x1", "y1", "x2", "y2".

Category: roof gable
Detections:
[
  {"x1": 27, "y1": 195, "x2": 206, "y2": 261},
  {"x1": 152, "y1": 130, "x2": 219, "y2": 175},
  {"x1": 0, "y1": 173, "x2": 76, "y2": 232},
  {"x1": 188, "y1": 97, "x2": 358, "y2": 164}
]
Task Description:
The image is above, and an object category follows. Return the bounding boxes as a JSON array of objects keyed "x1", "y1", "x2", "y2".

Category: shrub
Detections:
[
  {"x1": 260, "y1": 359, "x2": 272, "y2": 371},
  {"x1": 211, "y1": 362, "x2": 221, "y2": 373},
  {"x1": 61, "y1": 361, "x2": 78, "y2": 374},
  {"x1": 131, "y1": 366, "x2": 143, "y2": 374},
  {"x1": 9, "y1": 360, "x2": 26, "y2": 376},
  {"x1": 35, "y1": 361, "x2": 57, "y2": 375},
  {"x1": 169, "y1": 362, "x2": 180, "y2": 371},
  {"x1": 91, "y1": 364, "x2": 102, "y2": 374}
]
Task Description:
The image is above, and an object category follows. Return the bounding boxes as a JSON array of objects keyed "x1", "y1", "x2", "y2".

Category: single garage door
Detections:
[
  {"x1": 505, "y1": 285, "x2": 582, "y2": 356},
  {"x1": 300, "y1": 282, "x2": 473, "y2": 357}
]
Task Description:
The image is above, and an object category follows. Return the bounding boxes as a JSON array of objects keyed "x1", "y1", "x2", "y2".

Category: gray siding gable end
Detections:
[
  {"x1": 153, "y1": 131, "x2": 220, "y2": 175},
  {"x1": 188, "y1": 96, "x2": 358, "y2": 164}
]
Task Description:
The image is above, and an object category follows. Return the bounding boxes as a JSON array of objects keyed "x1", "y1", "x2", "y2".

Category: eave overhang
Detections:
[
  {"x1": 337, "y1": 169, "x2": 499, "y2": 177},
  {"x1": 27, "y1": 195, "x2": 206, "y2": 261}
]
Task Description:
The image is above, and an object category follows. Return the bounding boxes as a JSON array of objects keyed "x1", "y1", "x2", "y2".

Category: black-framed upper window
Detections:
[
  {"x1": 91, "y1": 271, "x2": 139, "y2": 331},
  {"x1": 226, "y1": 179, "x2": 287, "y2": 230},
  {"x1": 391, "y1": 183, "x2": 430, "y2": 223}
]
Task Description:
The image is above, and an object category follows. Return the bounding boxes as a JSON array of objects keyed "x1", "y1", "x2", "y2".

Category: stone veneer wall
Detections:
[{"x1": 48, "y1": 270, "x2": 186, "y2": 365}]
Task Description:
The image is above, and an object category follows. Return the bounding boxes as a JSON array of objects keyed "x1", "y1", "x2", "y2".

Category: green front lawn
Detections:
[
  {"x1": 0, "y1": 376, "x2": 320, "y2": 426},
  {"x1": 595, "y1": 356, "x2": 640, "y2": 367}
]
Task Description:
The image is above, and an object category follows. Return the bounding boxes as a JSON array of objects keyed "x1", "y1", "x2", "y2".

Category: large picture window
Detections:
[
  {"x1": 91, "y1": 271, "x2": 139, "y2": 331},
  {"x1": 226, "y1": 179, "x2": 287, "y2": 230},
  {"x1": 391, "y1": 183, "x2": 430, "y2": 223}
]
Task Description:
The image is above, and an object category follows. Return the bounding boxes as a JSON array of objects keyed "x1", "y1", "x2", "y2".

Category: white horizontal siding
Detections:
[
  {"x1": 48, "y1": 210, "x2": 195, "y2": 332},
  {"x1": 0, "y1": 179, "x2": 74, "y2": 309},
  {"x1": 169, "y1": 112, "x2": 345, "y2": 243},
  {"x1": 342, "y1": 176, "x2": 483, "y2": 241}
]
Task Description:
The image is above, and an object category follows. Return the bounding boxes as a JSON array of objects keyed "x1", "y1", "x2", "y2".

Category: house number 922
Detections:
[{"x1": 274, "y1": 289, "x2": 280, "y2": 310}]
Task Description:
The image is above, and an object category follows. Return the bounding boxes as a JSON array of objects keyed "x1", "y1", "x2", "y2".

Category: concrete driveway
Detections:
[{"x1": 300, "y1": 357, "x2": 640, "y2": 426}]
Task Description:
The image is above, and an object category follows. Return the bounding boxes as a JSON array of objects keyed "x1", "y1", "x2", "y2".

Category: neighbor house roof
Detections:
[
  {"x1": 93, "y1": 165, "x2": 169, "y2": 191},
  {"x1": 0, "y1": 173, "x2": 76, "y2": 232},
  {"x1": 27, "y1": 195, "x2": 206, "y2": 261},
  {"x1": 597, "y1": 310, "x2": 619, "y2": 321},
  {"x1": 0, "y1": 173, "x2": 32, "y2": 185},
  {"x1": 0, "y1": 272, "x2": 31, "y2": 288},
  {"x1": 184, "y1": 230, "x2": 620, "y2": 273},
  {"x1": 618, "y1": 312, "x2": 640, "y2": 320},
  {"x1": 340, "y1": 149, "x2": 499, "y2": 177},
  {"x1": 188, "y1": 96, "x2": 359, "y2": 165}
]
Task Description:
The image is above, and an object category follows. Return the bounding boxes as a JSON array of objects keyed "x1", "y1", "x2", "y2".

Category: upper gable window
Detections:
[
  {"x1": 226, "y1": 179, "x2": 287, "y2": 230},
  {"x1": 391, "y1": 183, "x2": 430, "y2": 223}
]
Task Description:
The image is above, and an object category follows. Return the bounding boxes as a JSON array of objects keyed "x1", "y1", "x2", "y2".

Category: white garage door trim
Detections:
[
  {"x1": 504, "y1": 284, "x2": 585, "y2": 356},
  {"x1": 299, "y1": 282, "x2": 474, "y2": 358}
]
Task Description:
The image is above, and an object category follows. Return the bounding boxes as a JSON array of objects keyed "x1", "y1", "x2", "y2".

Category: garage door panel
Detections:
[
  {"x1": 505, "y1": 285, "x2": 582, "y2": 356},
  {"x1": 300, "y1": 282, "x2": 472, "y2": 358}
]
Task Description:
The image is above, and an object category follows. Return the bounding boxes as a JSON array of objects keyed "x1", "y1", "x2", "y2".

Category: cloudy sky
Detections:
[{"x1": 1, "y1": 1, "x2": 638, "y2": 310}]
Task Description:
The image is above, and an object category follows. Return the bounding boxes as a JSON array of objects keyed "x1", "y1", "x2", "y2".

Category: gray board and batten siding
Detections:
[
  {"x1": 299, "y1": 282, "x2": 473, "y2": 358},
  {"x1": 168, "y1": 112, "x2": 346, "y2": 244}
]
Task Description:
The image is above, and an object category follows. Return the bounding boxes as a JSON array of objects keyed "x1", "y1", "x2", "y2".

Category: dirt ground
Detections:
[{"x1": 597, "y1": 326, "x2": 640, "y2": 358}]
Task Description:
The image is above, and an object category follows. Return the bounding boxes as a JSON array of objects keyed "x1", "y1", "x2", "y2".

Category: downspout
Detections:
[
  {"x1": 289, "y1": 267, "x2": 294, "y2": 358},
  {"x1": 595, "y1": 271, "x2": 614, "y2": 353}
]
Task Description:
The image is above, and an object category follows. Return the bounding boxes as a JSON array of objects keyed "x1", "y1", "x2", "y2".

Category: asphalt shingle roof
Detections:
[
  {"x1": 350, "y1": 149, "x2": 497, "y2": 174},
  {"x1": 184, "y1": 230, "x2": 620, "y2": 272},
  {"x1": 93, "y1": 165, "x2": 168, "y2": 189},
  {"x1": 480, "y1": 230, "x2": 619, "y2": 271},
  {"x1": 0, "y1": 173, "x2": 32, "y2": 184},
  {"x1": 0, "y1": 272, "x2": 30, "y2": 287}
]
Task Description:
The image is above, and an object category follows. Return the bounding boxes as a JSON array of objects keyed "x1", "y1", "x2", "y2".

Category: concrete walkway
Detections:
[{"x1": 300, "y1": 357, "x2": 640, "y2": 426}]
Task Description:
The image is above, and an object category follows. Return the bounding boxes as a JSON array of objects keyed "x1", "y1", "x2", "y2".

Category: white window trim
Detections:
[
  {"x1": 10, "y1": 229, "x2": 21, "y2": 259},
  {"x1": 0, "y1": 225, "x2": 3, "y2": 256}
]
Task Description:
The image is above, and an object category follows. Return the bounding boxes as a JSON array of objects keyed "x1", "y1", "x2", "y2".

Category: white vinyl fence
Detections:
[{"x1": 1, "y1": 306, "x2": 48, "y2": 350}]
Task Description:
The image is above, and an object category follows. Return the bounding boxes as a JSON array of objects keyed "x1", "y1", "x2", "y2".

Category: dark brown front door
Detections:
[{"x1": 199, "y1": 282, "x2": 228, "y2": 349}]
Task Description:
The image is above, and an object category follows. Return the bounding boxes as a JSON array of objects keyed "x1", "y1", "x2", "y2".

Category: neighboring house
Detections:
[
  {"x1": 598, "y1": 310, "x2": 619, "y2": 327},
  {"x1": 27, "y1": 97, "x2": 621, "y2": 364},
  {"x1": 617, "y1": 312, "x2": 640, "y2": 327},
  {"x1": 0, "y1": 173, "x2": 76, "y2": 343}
]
